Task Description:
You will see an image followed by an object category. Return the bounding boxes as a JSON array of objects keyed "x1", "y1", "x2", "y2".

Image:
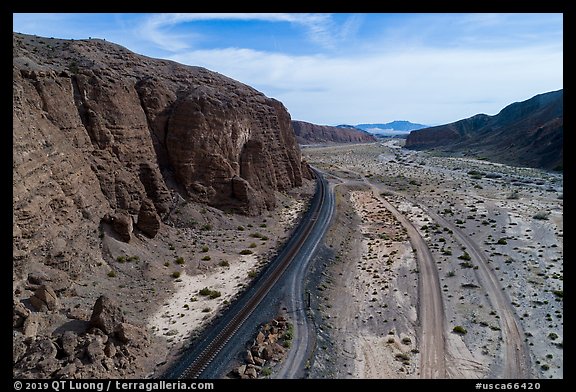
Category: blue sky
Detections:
[{"x1": 13, "y1": 13, "x2": 563, "y2": 126}]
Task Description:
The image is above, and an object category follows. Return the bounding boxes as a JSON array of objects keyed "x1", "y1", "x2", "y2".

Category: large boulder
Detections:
[
  {"x1": 13, "y1": 300, "x2": 30, "y2": 328},
  {"x1": 89, "y1": 295, "x2": 125, "y2": 335},
  {"x1": 22, "y1": 313, "x2": 42, "y2": 337},
  {"x1": 110, "y1": 212, "x2": 133, "y2": 243},
  {"x1": 29, "y1": 284, "x2": 60, "y2": 311},
  {"x1": 114, "y1": 322, "x2": 148, "y2": 347},
  {"x1": 136, "y1": 199, "x2": 160, "y2": 238}
]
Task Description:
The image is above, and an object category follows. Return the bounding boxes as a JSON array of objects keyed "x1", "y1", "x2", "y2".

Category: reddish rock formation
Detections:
[
  {"x1": 13, "y1": 32, "x2": 307, "y2": 257},
  {"x1": 292, "y1": 120, "x2": 377, "y2": 144},
  {"x1": 13, "y1": 32, "x2": 315, "y2": 379}
]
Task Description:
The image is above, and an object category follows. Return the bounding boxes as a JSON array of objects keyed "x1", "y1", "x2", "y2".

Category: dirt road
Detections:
[
  {"x1": 368, "y1": 183, "x2": 447, "y2": 379},
  {"x1": 422, "y1": 207, "x2": 532, "y2": 378}
]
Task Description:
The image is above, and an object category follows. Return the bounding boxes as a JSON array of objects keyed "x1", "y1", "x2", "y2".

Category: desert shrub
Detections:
[
  {"x1": 248, "y1": 270, "x2": 258, "y2": 278},
  {"x1": 175, "y1": 257, "x2": 185, "y2": 265},
  {"x1": 548, "y1": 332, "x2": 558, "y2": 340},
  {"x1": 219, "y1": 260, "x2": 230, "y2": 267},
  {"x1": 199, "y1": 287, "x2": 221, "y2": 299},
  {"x1": 240, "y1": 249, "x2": 253, "y2": 255},
  {"x1": 107, "y1": 270, "x2": 116, "y2": 278},
  {"x1": 171, "y1": 271, "x2": 181, "y2": 279},
  {"x1": 496, "y1": 238, "x2": 508, "y2": 245},
  {"x1": 458, "y1": 252, "x2": 472, "y2": 261},
  {"x1": 533, "y1": 211, "x2": 550, "y2": 220},
  {"x1": 453, "y1": 325, "x2": 467, "y2": 334},
  {"x1": 201, "y1": 255, "x2": 211, "y2": 261},
  {"x1": 199, "y1": 287, "x2": 211, "y2": 296},
  {"x1": 201, "y1": 245, "x2": 209, "y2": 252},
  {"x1": 249, "y1": 242, "x2": 257, "y2": 248}
]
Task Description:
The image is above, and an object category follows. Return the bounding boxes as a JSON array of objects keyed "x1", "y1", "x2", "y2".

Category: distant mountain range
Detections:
[
  {"x1": 292, "y1": 121, "x2": 376, "y2": 144},
  {"x1": 355, "y1": 121, "x2": 429, "y2": 136},
  {"x1": 405, "y1": 90, "x2": 563, "y2": 170}
]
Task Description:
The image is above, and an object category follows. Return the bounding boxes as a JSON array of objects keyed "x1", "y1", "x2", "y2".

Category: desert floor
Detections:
[{"x1": 302, "y1": 140, "x2": 563, "y2": 379}]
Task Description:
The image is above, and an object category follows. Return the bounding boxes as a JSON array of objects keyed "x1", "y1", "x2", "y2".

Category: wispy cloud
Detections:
[
  {"x1": 169, "y1": 42, "x2": 562, "y2": 125},
  {"x1": 13, "y1": 13, "x2": 562, "y2": 125},
  {"x1": 139, "y1": 13, "x2": 336, "y2": 51}
]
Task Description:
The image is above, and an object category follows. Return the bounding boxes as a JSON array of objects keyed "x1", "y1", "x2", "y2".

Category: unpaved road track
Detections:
[
  {"x1": 377, "y1": 181, "x2": 532, "y2": 379},
  {"x1": 422, "y1": 207, "x2": 532, "y2": 378},
  {"x1": 366, "y1": 182, "x2": 447, "y2": 378}
]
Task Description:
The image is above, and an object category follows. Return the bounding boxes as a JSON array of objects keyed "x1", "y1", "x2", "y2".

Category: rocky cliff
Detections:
[
  {"x1": 13, "y1": 32, "x2": 310, "y2": 378},
  {"x1": 292, "y1": 120, "x2": 377, "y2": 144},
  {"x1": 405, "y1": 90, "x2": 563, "y2": 170},
  {"x1": 13, "y1": 32, "x2": 308, "y2": 245}
]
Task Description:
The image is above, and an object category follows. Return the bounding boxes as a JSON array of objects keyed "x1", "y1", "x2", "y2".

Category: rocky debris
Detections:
[
  {"x1": 230, "y1": 315, "x2": 292, "y2": 379},
  {"x1": 89, "y1": 295, "x2": 125, "y2": 335},
  {"x1": 13, "y1": 295, "x2": 154, "y2": 379},
  {"x1": 22, "y1": 313, "x2": 42, "y2": 337},
  {"x1": 13, "y1": 300, "x2": 30, "y2": 328},
  {"x1": 114, "y1": 322, "x2": 149, "y2": 347},
  {"x1": 60, "y1": 331, "x2": 79, "y2": 358},
  {"x1": 86, "y1": 336, "x2": 106, "y2": 363},
  {"x1": 66, "y1": 307, "x2": 90, "y2": 321},
  {"x1": 29, "y1": 285, "x2": 60, "y2": 311}
]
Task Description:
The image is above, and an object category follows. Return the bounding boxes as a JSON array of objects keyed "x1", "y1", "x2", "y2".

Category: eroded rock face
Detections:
[
  {"x1": 292, "y1": 120, "x2": 377, "y2": 144},
  {"x1": 13, "y1": 32, "x2": 308, "y2": 379},
  {"x1": 13, "y1": 32, "x2": 306, "y2": 257}
]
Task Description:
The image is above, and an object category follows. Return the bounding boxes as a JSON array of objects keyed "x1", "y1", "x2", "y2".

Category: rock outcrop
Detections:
[
  {"x1": 13, "y1": 296, "x2": 153, "y2": 379},
  {"x1": 292, "y1": 120, "x2": 377, "y2": 144},
  {"x1": 405, "y1": 90, "x2": 563, "y2": 170},
  {"x1": 13, "y1": 32, "x2": 311, "y2": 379},
  {"x1": 89, "y1": 295, "x2": 126, "y2": 335},
  {"x1": 13, "y1": 32, "x2": 306, "y2": 256},
  {"x1": 231, "y1": 315, "x2": 292, "y2": 379},
  {"x1": 29, "y1": 285, "x2": 60, "y2": 312}
]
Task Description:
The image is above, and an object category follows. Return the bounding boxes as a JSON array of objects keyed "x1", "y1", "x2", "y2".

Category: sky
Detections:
[{"x1": 13, "y1": 13, "x2": 563, "y2": 126}]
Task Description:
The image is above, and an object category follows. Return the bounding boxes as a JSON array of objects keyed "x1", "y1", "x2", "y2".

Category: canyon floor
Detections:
[{"x1": 302, "y1": 140, "x2": 563, "y2": 379}]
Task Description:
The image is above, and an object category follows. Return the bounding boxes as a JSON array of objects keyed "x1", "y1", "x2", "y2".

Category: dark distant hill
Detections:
[
  {"x1": 292, "y1": 120, "x2": 377, "y2": 144},
  {"x1": 405, "y1": 90, "x2": 563, "y2": 170},
  {"x1": 356, "y1": 121, "x2": 428, "y2": 137}
]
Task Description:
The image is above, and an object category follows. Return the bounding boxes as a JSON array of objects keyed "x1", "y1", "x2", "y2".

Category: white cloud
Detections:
[
  {"x1": 169, "y1": 44, "x2": 562, "y2": 125},
  {"x1": 139, "y1": 13, "x2": 335, "y2": 51}
]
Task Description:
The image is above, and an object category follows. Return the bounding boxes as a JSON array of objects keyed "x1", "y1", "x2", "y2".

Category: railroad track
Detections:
[{"x1": 164, "y1": 168, "x2": 326, "y2": 379}]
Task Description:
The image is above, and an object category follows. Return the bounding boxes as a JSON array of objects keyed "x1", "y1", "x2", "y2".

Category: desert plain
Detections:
[{"x1": 302, "y1": 140, "x2": 563, "y2": 379}]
